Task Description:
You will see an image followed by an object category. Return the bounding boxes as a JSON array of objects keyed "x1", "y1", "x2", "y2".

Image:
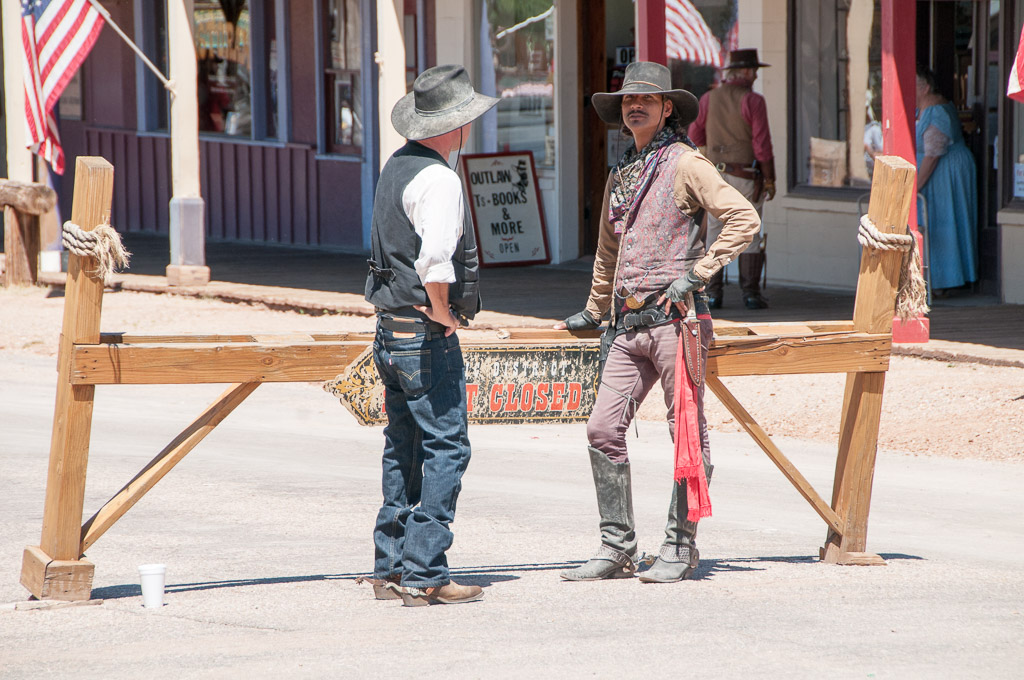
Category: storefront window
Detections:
[
  {"x1": 480, "y1": 0, "x2": 556, "y2": 168},
  {"x1": 194, "y1": 0, "x2": 278, "y2": 139},
  {"x1": 324, "y1": 0, "x2": 363, "y2": 153},
  {"x1": 1008, "y1": 1, "x2": 1024, "y2": 201},
  {"x1": 792, "y1": 0, "x2": 882, "y2": 189}
]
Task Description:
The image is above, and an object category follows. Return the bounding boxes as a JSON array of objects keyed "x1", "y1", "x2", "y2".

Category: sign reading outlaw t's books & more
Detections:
[{"x1": 460, "y1": 151, "x2": 550, "y2": 267}]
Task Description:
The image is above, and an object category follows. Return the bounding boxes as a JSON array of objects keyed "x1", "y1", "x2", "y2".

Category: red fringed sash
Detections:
[{"x1": 673, "y1": 322, "x2": 712, "y2": 521}]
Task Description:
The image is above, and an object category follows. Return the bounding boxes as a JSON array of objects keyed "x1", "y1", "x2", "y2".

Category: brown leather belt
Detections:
[{"x1": 714, "y1": 162, "x2": 758, "y2": 180}]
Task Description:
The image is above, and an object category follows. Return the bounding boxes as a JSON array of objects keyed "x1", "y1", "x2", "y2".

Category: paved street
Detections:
[{"x1": 2, "y1": 350, "x2": 1022, "y2": 678}]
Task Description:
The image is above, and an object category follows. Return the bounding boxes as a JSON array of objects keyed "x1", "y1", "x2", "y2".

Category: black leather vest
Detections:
[{"x1": 364, "y1": 142, "x2": 481, "y2": 319}]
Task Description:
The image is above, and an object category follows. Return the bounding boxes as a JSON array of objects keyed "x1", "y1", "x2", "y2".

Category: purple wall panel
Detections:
[
  {"x1": 251, "y1": 147, "x2": 266, "y2": 241},
  {"x1": 292, "y1": 148, "x2": 309, "y2": 244},
  {"x1": 155, "y1": 143, "x2": 170, "y2": 234},
  {"x1": 289, "y1": 2, "x2": 318, "y2": 146},
  {"x1": 127, "y1": 138, "x2": 141, "y2": 233},
  {"x1": 277, "y1": 147, "x2": 293, "y2": 243},
  {"x1": 264, "y1": 151, "x2": 279, "y2": 242},
  {"x1": 317, "y1": 161, "x2": 362, "y2": 248},
  {"x1": 223, "y1": 145, "x2": 239, "y2": 239},
  {"x1": 205, "y1": 142, "x2": 224, "y2": 240},
  {"x1": 114, "y1": 133, "x2": 129, "y2": 232},
  {"x1": 237, "y1": 145, "x2": 253, "y2": 240},
  {"x1": 85, "y1": 2, "x2": 135, "y2": 128},
  {"x1": 308, "y1": 153, "x2": 320, "y2": 244},
  {"x1": 139, "y1": 137, "x2": 157, "y2": 234}
]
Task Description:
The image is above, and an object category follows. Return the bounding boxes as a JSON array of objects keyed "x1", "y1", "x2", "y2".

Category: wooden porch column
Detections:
[
  {"x1": 21, "y1": 157, "x2": 114, "y2": 601},
  {"x1": 166, "y1": 0, "x2": 210, "y2": 287},
  {"x1": 882, "y1": 0, "x2": 928, "y2": 342},
  {"x1": 377, "y1": 0, "x2": 407, "y2": 166},
  {"x1": 821, "y1": 155, "x2": 916, "y2": 565},
  {"x1": 2, "y1": 0, "x2": 33, "y2": 181},
  {"x1": 636, "y1": 0, "x2": 667, "y2": 65}
]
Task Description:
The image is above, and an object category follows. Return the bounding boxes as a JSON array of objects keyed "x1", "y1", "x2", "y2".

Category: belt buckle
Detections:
[{"x1": 625, "y1": 294, "x2": 646, "y2": 310}]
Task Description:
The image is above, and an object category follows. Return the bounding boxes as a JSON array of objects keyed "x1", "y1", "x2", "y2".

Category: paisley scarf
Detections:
[{"x1": 608, "y1": 127, "x2": 693, "y2": 234}]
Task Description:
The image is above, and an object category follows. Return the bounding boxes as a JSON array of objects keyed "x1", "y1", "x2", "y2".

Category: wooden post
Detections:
[
  {"x1": 21, "y1": 157, "x2": 114, "y2": 601},
  {"x1": 3, "y1": 208, "x2": 40, "y2": 286},
  {"x1": 821, "y1": 155, "x2": 915, "y2": 565},
  {"x1": 1, "y1": 180, "x2": 58, "y2": 287}
]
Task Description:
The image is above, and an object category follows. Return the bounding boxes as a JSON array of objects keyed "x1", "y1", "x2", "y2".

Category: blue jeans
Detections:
[{"x1": 371, "y1": 321, "x2": 471, "y2": 588}]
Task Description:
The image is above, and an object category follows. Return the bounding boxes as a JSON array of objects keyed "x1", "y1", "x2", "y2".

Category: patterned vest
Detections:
[
  {"x1": 616, "y1": 143, "x2": 704, "y2": 299},
  {"x1": 704, "y1": 83, "x2": 754, "y2": 166}
]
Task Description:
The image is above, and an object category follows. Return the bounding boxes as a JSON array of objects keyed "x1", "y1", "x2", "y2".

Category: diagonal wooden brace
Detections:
[{"x1": 80, "y1": 382, "x2": 261, "y2": 554}]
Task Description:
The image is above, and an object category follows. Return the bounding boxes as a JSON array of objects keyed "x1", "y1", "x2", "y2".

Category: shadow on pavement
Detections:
[{"x1": 91, "y1": 561, "x2": 584, "y2": 599}]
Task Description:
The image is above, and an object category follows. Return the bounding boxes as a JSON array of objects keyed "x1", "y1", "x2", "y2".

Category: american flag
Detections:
[
  {"x1": 21, "y1": 0, "x2": 105, "y2": 174},
  {"x1": 665, "y1": 0, "x2": 723, "y2": 68},
  {"x1": 1009, "y1": 22, "x2": 1024, "y2": 103}
]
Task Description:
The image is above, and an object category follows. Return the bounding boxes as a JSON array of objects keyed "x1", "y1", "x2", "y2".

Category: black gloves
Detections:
[
  {"x1": 563, "y1": 309, "x2": 600, "y2": 330},
  {"x1": 665, "y1": 271, "x2": 705, "y2": 303}
]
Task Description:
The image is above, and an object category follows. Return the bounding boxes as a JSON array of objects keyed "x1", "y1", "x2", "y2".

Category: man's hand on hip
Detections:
[{"x1": 414, "y1": 304, "x2": 460, "y2": 336}]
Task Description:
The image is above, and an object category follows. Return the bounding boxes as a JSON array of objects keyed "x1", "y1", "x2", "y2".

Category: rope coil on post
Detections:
[
  {"x1": 61, "y1": 220, "x2": 131, "y2": 282},
  {"x1": 857, "y1": 215, "x2": 929, "y2": 322}
]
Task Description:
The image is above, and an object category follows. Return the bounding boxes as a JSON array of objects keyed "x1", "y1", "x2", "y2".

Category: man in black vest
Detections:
[{"x1": 362, "y1": 65, "x2": 498, "y2": 606}]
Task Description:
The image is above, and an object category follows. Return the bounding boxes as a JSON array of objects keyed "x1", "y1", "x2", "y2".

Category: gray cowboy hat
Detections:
[
  {"x1": 591, "y1": 61, "x2": 699, "y2": 127},
  {"x1": 391, "y1": 64, "x2": 500, "y2": 141},
  {"x1": 724, "y1": 49, "x2": 771, "y2": 70}
]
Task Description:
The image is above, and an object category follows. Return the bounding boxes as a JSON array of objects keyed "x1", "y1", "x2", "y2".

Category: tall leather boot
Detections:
[
  {"x1": 639, "y1": 465, "x2": 712, "y2": 583},
  {"x1": 561, "y1": 447, "x2": 638, "y2": 581},
  {"x1": 739, "y1": 252, "x2": 768, "y2": 309},
  {"x1": 638, "y1": 481, "x2": 699, "y2": 583},
  {"x1": 705, "y1": 269, "x2": 724, "y2": 309}
]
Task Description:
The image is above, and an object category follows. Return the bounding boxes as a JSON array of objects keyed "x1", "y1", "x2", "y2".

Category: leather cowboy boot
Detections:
[
  {"x1": 739, "y1": 252, "x2": 768, "y2": 309},
  {"x1": 705, "y1": 268, "x2": 724, "y2": 309},
  {"x1": 398, "y1": 581, "x2": 484, "y2": 606},
  {"x1": 561, "y1": 447, "x2": 638, "y2": 581},
  {"x1": 638, "y1": 481, "x2": 699, "y2": 582},
  {"x1": 639, "y1": 465, "x2": 713, "y2": 583}
]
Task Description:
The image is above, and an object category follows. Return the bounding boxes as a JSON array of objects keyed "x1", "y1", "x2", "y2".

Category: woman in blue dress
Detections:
[{"x1": 916, "y1": 67, "x2": 978, "y2": 293}]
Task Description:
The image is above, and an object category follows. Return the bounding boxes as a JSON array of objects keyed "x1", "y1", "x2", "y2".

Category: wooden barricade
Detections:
[
  {"x1": 1, "y1": 179, "x2": 57, "y2": 287},
  {"x1": 21, "y1": 156, "x2": 915, "y2": 601}
]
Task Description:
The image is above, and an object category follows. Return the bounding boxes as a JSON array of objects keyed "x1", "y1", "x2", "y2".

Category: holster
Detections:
[
  {"x1": 751, "y1": 169, "x2": 765, "y2": 203},
  {"x1": 681, "y1": 318, "x2": 703, "y2": 388},
  {"x1": 597, "y1": 322, "x2": 621, "y2": 385}
]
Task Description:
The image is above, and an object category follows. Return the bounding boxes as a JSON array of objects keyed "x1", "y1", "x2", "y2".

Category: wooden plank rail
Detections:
[
  {"x1": 71, "y1": 342, "x2": 368, "y2": 385},
  {"x1": 69, "y1": 331, "x2": 889, "y2": 385}
]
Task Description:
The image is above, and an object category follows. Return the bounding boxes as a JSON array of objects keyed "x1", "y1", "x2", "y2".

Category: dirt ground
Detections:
[{"x1": 2, "y1": 285, "x2": 1021, "y2": 462}]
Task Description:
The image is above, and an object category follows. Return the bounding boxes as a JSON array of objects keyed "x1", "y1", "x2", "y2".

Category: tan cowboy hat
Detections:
[
  {"x1": 591, "y1": 61, "x2": 699, "y2": 127},
  {"x1": 391, "y1": 64, "x2": 500, "y2": 141}
]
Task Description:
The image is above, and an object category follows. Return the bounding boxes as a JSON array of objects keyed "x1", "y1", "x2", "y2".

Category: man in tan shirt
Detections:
[
  {"x1": 689, "y1": 49, "x2": 776, "y2": 309},
  {"x1": 555, "y1": 62, "x2": 759, "y2": 583}
]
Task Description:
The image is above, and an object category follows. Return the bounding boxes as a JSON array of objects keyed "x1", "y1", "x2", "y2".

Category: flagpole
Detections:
[{"x1": 85, "y1": 0, "x2": 177, "y2": 96}]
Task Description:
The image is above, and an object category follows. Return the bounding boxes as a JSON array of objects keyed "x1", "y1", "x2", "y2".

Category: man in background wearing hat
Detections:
[
  {"x1": 689, "y1": 48, "x2": 776, "y2": 310},
  {"x1": 362, "y1": 65, "x2": 497, "y2": 606},
  {"x1": 556, "y1": 62, "x2": 760, "y2": 583}
]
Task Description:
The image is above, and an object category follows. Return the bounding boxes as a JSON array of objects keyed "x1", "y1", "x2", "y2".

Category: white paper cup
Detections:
[{"x1": 138, "y1": 564, "x2": 166, "y2": 609}]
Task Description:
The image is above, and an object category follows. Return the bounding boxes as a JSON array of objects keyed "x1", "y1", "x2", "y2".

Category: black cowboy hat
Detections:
[
  {"x1": 391, "y1": 65, "x2": 500, "y2": 141},
  {"x1": 724, "y1": 49, "x2": 770, "y2": 70},
  {"x1": 591, "y1": 61, "x2": 699, "y2": 127}
]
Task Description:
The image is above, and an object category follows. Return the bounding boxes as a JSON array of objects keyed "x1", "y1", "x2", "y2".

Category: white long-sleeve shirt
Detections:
[{"x1": 402, "y1": 164, "x2": 465, "y2": 285}]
